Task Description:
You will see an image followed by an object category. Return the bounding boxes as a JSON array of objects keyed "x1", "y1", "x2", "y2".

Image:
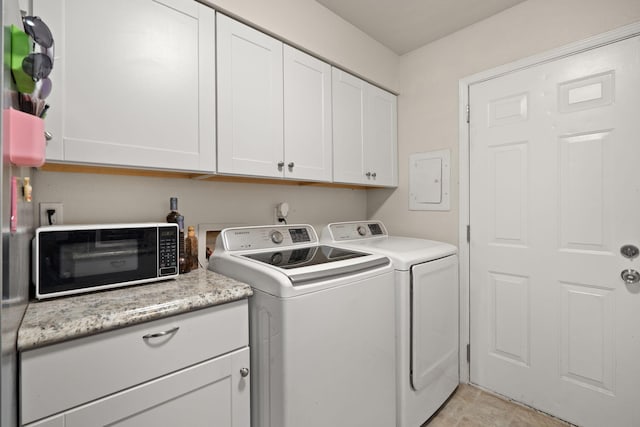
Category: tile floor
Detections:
[{"x1": 423, "y1": 384, "x2": 574, "y2": 427}]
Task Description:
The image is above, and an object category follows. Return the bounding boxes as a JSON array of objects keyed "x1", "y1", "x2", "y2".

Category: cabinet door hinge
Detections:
[
  {"x1": 466, "y1": 344, "x2": 471, "y2": 363},
  {"x1": 466, "y1": 104, "x2": 470, "y2": 124},
  {"x1": 466, "y1": 225, "x2": 470, "y2": 243}
]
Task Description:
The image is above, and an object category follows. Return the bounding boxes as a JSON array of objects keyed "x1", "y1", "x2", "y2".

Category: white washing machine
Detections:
[
  {"x1": 209, "y1": 224, "x2": 396, "y2": 427},
  {"x1": 322, "y1": 221, "x2": 459, "y2": 427}
]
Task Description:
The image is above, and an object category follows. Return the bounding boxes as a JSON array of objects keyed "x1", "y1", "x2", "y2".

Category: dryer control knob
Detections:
[
  {"x1": 270, "y1": 230, "x2": 284, "y2": 244},
  {"x1": 357, "y1": 225, "x2": 367, "y2": 236}
]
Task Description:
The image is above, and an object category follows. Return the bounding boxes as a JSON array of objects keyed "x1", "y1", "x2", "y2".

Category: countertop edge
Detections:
[{"x1": 18, "y1": 270, "x2": 253, "y2": 351}]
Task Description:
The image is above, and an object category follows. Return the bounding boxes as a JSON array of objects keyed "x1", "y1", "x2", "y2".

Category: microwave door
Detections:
[{"x1": 60, "y1": 240, "x2": 139, "y2": 278}]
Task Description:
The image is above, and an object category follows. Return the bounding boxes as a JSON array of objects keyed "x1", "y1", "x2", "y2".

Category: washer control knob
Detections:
[
  {"x1": 270, "y1": 230, "x2": 284, "y2": 244},
  {"x1": 357, "y1": 225, "x2": 367, "y2": 236}
]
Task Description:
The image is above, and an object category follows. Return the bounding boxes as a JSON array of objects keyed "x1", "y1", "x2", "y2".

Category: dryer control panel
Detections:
[{"x1": 325, "y1": 221, "x2": 388, "y2": 241}]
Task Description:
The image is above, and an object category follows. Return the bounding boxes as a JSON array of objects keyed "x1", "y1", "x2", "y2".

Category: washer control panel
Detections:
[
  {"x1": 326, "y1": 221, "x2": 388, "y2": 241},
  {"x1": 223, "y1": 224, "x2": 317, "y2": 251}
]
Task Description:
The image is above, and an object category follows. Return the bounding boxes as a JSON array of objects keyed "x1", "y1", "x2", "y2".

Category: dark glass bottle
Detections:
[{"x1": 166, "y1": 197, "x2": 189, "y2": 273}]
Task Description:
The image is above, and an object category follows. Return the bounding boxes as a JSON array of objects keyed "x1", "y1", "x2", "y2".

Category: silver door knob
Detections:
[
  {"x1": 621, "y1": 269, "x2": 640, "y2": 284},
  {"x1": 288, "y1": 162, "x2": 295, "y2": 169},
  {"x1": 620, "y1": 245, "x2": 639, "y2": 260},
  {"x1": 371, "y1": 172, "x2": 377, "y2": 178},
  {"x1": 365, "y1": 172, "x2": 371, "y2": 178},
  {"x1": 277, "y1": 161, "x2": 285, "y2": 169},
  {"x1": 240, "y1": 367, "x2": 249, "y2": 377}
]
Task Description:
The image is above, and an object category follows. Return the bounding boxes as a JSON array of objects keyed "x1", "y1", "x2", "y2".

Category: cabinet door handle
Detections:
[
  {"x1": 277, "y1": 161, "x2": 285, "y2": 169},
  {"x1": 371, "y1": 172, "x2": 377, "y2": 178},
  {"x1": 288, "y1": 162, "x2": 295, "y2": 169},
  {"x1": 240, "y1": 367, "x2": 250, "y2": 377},
  {"x1": 142, "y1": 326, "x2": 180, "y2": 339},
  {"x1": 365, "y1": 172, "x2": 371, "y2": 178}
]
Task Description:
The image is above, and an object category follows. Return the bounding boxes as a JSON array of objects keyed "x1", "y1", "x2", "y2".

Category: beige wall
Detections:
[
  {"x1": 34, "y1": 171, "x2": 367, "y2": 234},
  {"x1": 201, "y1": 0, "x2": 400, "y2": 92},
  {"x1": 368, "y1": 0, "x2": 640, "y2": 245}
]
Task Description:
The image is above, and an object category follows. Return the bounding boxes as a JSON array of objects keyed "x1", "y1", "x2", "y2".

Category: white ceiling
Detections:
[{"x1": 315, "y1": 0, "x2": 527, "y2": 55}]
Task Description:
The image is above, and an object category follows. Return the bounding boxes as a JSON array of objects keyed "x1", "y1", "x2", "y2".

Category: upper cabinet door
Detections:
[
  {"x1": 216, "y1": 14, "x2": 284, "y2": 178},
  {"x1": 34, "y1": 0, "x2": 216, "y2": 172},
  {"x1": 364, "y1": 85, "x2": 398, "y2": 187},
  {"x1": 332, "y1": 68, "x2": 397, "y2": 187},
  {"x1": 283, "y1": 46, "x2": 332, "y2": 182},
  {"x1": 332, "y1": 69, "x2": 366, "y2": 184}
]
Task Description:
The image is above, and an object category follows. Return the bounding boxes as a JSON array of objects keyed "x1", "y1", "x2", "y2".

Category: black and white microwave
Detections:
[{"x1": 33, "y1": 223, "x2": 179, "y2": 300}]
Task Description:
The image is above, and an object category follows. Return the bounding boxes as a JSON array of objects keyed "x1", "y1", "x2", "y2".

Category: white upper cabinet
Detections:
[
  {"x1": 283, "y1": 46, "x2": 332, "y2": 182},
  {"x1": 332, "y1": 69, "x2": 397, "y2": 187},
  {"x1": 216, "y1": 14, "x2": 284, "y2": 178},
  {"x1": 364, "y1": 84, "x2": 398, "y2": 187},
  {"x1": 217, "y1": 15, "x2": 332, "y2": 182},
  {"x1": 34, "y1": 0, "x2": 216, "y2": 172}
]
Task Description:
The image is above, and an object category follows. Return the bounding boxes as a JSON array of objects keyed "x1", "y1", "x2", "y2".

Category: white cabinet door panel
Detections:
[
  {"x1": 332, "y1": 69, "x2": 366, "y2": 184},
  {"x1": 283, "y1": 46, "x2": 332, "y2": 182},
  {"x1": 365, "y1": 85, "x2": 397, "y2": 186},
  {"x1": 217, "y1": 14, "x2": 283, "y2": 178},
  {"x1": 64, "y1": 348, "x2": 250, "y2": 427},
  {"x1": 34, "y1": 0, "x2": 216, "y2": 172}
]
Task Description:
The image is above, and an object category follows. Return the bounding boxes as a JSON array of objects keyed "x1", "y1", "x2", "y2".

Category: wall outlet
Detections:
[{"x1": 39, "y1": 202, "x2": 63, "y2": 226}]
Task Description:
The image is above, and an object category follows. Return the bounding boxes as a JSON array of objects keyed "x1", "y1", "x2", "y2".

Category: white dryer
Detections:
[{"x1": 322, "y1": 220, "x2": 459, "y2": 427}]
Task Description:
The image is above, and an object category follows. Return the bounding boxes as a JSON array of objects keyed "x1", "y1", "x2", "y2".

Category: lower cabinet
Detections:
[
  {"x1": 27, "y1": 349, "x2": 249, "y2": 427},
  {"x1": 21, "y1": 301, "x2": 250, "y2": 427}
]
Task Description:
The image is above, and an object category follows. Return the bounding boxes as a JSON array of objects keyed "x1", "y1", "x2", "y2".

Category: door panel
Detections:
[
  {"x1": 283, "y1": 46, "x2": 332, "y2": 182},
  {"x1": 470, "y1": 36, "x2": 640, "y2": 427},
  {"x1": 332, "y1": 69, "x2": 366, "y2": 184},
  {"x1": 217, "y1": 14, "x2": 283, "y2": 177},
  {"x1": 35, "y1": 0, "x2": 216, "y2": 172}
]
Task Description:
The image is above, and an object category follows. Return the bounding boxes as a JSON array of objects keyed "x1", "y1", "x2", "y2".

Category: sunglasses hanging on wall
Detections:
[{"x1": 10, "y1": 15, "x2": 55, "y2": 117}]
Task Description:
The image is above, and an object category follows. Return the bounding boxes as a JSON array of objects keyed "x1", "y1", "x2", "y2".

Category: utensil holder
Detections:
[{"x1": 3, "y1": 108, "x2": 45, "y2": 167}]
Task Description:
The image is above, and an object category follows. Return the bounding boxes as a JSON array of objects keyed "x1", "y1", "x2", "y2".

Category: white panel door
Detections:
[
  {"x1": 470, "y1": 36, "x2": 640, "y2": 427},
  {"x1": 34, "y1": 0, "x2": 216, "y2": 172},
  {"x1": 283, "y1": 46, "x2": 332, "y2": 182},
  {"x1": 217, "y1": 14, "x2": 284, "y2": 178},
  {"x1": 332, "y1": 68, "x2": 366, "y2": 185}
]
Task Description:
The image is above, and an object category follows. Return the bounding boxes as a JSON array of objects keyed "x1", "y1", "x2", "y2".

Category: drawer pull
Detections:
[
  {"x1": 240, "y1": 367, "x2": 250, "y2": 377},
  {"x1": 142, "y1": 326, "x2": 180, "y2": 340}
]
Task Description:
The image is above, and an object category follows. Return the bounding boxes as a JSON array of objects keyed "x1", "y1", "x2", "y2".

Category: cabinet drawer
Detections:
[{"x1": 21, "y1": 300, "x2": 248, "y2": 424}]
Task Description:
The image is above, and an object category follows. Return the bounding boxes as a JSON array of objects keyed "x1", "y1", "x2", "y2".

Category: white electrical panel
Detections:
[{"x1": 409, "y1": 149, "x2": 450, "y2": 211}]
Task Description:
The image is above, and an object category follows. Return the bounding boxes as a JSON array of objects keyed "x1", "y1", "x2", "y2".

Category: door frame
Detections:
[{"x1": 457, "y1": 21, "x2": 640, "y2": 383}]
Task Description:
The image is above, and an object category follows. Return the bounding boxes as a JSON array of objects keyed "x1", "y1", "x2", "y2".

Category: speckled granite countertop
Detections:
[{"x1": 18, "y1": 269, "x2": 253, "y2": 351}]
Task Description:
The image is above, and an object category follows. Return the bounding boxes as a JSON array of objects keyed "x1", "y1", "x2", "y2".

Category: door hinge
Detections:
[
  {"x1": 466, "y1": 104, "x2": 470, "y2": 124},
  {"x1": 466, "y1": 344, "x2": 470, "y2": 363},
  {"x1": 466, "y1": 225, "x2": 470, "y2": 243}
]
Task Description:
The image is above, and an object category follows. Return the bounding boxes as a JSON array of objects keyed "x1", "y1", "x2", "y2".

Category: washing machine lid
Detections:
[
  {"x1": 322, "y1": 221, "x2": 457, "y2": 270},
  {"x1": 241, "y1": 245, "x2": 367, "y2": 269},
  {"x1": 239, "y1": 245, "x2": 389, "y2": 286}
]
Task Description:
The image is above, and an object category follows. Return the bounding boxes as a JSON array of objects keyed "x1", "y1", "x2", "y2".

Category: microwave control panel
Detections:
[{"x1": 159, "y1": 225, "x2": 178, "y2": 275}]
